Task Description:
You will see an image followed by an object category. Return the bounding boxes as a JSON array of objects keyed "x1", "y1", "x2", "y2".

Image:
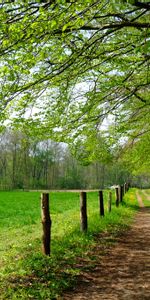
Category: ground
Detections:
[{"x1": 61, "y1": 192, "x2": 150, "y2": 300}]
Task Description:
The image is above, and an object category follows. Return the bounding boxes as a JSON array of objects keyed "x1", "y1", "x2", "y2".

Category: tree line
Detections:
[{"x1": 0, "y1": 130, "x2": 133, "y2": 190}]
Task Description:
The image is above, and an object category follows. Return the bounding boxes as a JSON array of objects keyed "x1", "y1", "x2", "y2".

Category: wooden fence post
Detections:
[
  {"x1": 122, "y1": 184, "x2": 124, "y2": 197},
  {"x1": 124, "y1": 183, "x2": 126, "y2": 194},
  {"x1": 108, "y1": 191, "x2": 112, "y2": 213},
  {"x1": 125, "y1": 182, "x2": 129, "y2": 192},
  {"x1": 98, "y1": 190, "x2": 104, "y2": 217},
  {"x1": 115, "y1": 187, "x2": 119, "y2": 207},
  {"x1": 120, "y1": 185, "x2": 123, "y2": 202},
  {"x1": 80, "y1": 191, "x2": 87, "y2": 232},
  {"x1": 41, "y1": 193, "x2": 51, "y2": 255}
]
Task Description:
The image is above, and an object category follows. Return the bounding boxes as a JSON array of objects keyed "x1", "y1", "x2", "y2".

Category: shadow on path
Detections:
[{"x1": 62, "y1": 196, "x2": 150, "y2": 300}]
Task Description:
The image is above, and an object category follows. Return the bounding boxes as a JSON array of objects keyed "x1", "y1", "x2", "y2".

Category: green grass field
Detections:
[{"x1": 0, "y1": 189, "x2": 139, "y2": 299}]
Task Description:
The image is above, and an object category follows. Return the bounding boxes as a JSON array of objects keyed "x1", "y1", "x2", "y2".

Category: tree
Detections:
[{"x1": 0, "y1": 1, "x2": 150, "y2": 170}]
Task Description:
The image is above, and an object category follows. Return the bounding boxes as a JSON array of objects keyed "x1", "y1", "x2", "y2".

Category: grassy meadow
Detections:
[{"x1": 0, "y1": 189, "x2": 139, "y2": 299}]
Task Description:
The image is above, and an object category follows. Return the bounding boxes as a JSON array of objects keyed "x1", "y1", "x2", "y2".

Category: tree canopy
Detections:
[{"x1": 0, "y1": 0, "x2": 150, "y2": 169}]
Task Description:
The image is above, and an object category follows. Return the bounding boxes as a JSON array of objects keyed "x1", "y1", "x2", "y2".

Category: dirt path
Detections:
[
  {"x1": 136, "y1": 191, "x2": 145, "y2": 207},
  {"x1": 141, "y1": 190, "x2": 150, "y2": 201},
  {"x1": 62, "y1": 193, "x2": 150, "y2": 300}
]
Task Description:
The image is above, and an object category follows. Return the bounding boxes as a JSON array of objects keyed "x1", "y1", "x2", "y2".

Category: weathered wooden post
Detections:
[
  {"x1": 122, "y1": 184, "x2": 124, "y2": 197},
  {"x1": 125, "y1": 182, "x2": 129, "y2": 192},
  {"x1": 120, "y1": 185, "x2": 123, "y2": 202},
  {"x1": 123, "y1": 183, "x2": 126, "y2": 195},
  {"x1": 98, "y1": 190, "x2": 104, "y2": 217},
  {"x1": 115, "y1": 187, "x2": 119, "y2": 207},
  {"x1": 127, "y1": 182, "x2": 130, "y2": 191},
  {"x1": 80, "y1": 191, "x2": 87, "y2": 232},
  {"x1": 41, "y1": 193, "x2": 51, "y2": 255},
  {"x1": 108, "y1": 191, "x2": 112, "y2": 213},
  {"x1": 125, "y1": 182, "x2": 127, "y2": 193}
]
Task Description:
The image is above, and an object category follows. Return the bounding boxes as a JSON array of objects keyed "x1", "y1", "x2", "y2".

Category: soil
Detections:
[{"x1": 61, "y1": 192, "x2": 150, "y2": 300}]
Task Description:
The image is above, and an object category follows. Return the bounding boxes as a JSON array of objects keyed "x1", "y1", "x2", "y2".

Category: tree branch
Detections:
[{"x1": 133, "y1": 1, "x2": 150, "y2": 10}]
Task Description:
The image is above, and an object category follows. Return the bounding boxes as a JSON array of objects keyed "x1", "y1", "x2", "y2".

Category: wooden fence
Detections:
[{"x1": 40, "y1": 183, "x2": 129, "y2": 255}]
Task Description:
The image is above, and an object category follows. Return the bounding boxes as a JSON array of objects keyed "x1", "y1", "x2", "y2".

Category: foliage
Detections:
[
  {"x1": 118, "y1": 131, "x2": 150, "y2": 178},
  {"x1": 0, "y1": 1, "x2": 149, "y2": 170},
  {"x1": 0, "y1": 189, "x2": 138, "y2": 299}
]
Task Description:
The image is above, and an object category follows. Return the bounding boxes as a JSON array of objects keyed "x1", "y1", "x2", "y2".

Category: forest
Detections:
[{"x1": 0, "y1": 129, "x2": 149, "y2": 190}]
